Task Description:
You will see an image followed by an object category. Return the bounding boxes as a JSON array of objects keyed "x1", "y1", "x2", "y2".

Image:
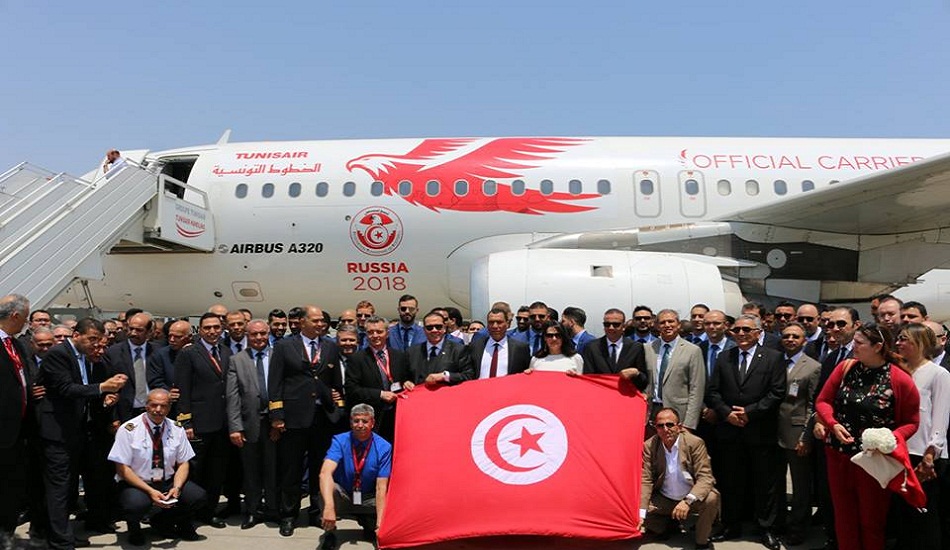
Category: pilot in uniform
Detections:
[{"x1": 108, "y1": 389, "x2": 206, "y2": 544}]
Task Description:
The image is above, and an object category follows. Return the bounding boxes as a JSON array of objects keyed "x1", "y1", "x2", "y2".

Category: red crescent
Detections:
[{"x1": 484, "y1": 413, "x2": 542, "y2": 473}]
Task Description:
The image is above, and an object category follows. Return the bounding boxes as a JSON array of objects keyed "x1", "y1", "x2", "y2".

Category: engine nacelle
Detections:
[{"x1": 471, "y1": 249, "x2": 743, "y2": 334}]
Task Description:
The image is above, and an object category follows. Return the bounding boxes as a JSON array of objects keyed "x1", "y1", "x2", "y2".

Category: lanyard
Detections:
[
  {"x1": 351, "y1": 437, "x2": 373, "y2": 491},
  {"x1": 375, "y1": 350, "x2": 392, "y2": 383}
]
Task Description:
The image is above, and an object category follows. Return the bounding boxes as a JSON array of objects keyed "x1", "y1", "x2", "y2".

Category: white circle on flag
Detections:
[{"x1": 470, "y1": 404, "x2": 568, "y2": 485}]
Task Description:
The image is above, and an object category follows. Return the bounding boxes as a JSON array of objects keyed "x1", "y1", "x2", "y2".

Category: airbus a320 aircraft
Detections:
[{"x1": 58, "y1": 134, "x2": 950, "y2": 324}]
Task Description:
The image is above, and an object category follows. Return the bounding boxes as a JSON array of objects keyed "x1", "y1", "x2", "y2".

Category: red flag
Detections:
[{"x1": 378, "y1": 372, "x2": 646, "y2": 548}]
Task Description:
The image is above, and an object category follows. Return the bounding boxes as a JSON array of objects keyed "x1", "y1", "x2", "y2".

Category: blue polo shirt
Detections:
[{"x1": 326, "y1": 432, "x2": 392, "y2": 497}]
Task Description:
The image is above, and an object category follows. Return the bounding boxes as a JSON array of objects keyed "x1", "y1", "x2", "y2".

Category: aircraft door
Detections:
[
  {"x1": 633, "y1": 170, "x2": 661, "y2": 218},
  {"x1": 678, "y1": 170, "x2": 706, "y2": 217}
]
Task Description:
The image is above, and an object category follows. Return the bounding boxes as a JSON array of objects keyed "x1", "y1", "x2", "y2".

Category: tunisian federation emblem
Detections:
[{"x1": 350, "y1": 206, "x2": 403, "y2": 256}]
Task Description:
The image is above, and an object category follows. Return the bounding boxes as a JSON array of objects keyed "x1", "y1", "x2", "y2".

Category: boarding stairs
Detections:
[{"x1": 0, "y1": 160, "x2": 214, "y2": 308}]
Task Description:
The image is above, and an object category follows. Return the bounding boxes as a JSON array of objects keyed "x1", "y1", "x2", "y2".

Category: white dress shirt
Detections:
[{"x1": 479, "y1": 338, "x2": 509, "y2": 378}]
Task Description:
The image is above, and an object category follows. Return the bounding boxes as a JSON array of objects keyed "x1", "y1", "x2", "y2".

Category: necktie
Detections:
[
  {"x1": 739, "y1": 351, "x2": 749, "y2": 381},
  {"x1": 3, "y1": 337, "x2": 26, "y2": 416},
  {"x1": 133, "y1": 347, "x2": 147, "y2": 407},
  {"x1": 708, "y1": 344, "x2": 720, "y2": 377},
  {"x1": 309, "y1": 340, "x2": 319, "y2": 365},
  {"x1": 835, "y1": 347, "x2": 845, "y2": 366},
  {"x1": 787, "y1": 357, "x2": 795, "y2": 371},
  {"x1": 609, "y1": 343, "x2": 618, "y2": 367},
  {"x1": 402, "y1": 327, "x2": 410, "y2": 350},
  {"x1": 489, "y1": 343, "x2": 500, "y2": 378},
  {"x1": 256, "y1": 351, "x2": 268, "y2": 406},
  {"x1": 658, "y1": 344, "x2": 671, "y2": 400},
  {"x1": 376, "y1": 350, "x2": 391, "y2": 385},
  {"x1": 151, "y1": 425, "x2": 164, "y2": 477},
  {"x1": 429, "y1": 345, "x2": 438, "y2": 360},
  {"x1": 78, "y1": 354, "x2": 89, "y2": 385},
  {"x1": 235, "y1": 342, "x2": 243, "y2": 353},
  {"x1": 533, "y1": 333, "x2": 541, "y2": 355},
  {"x1": 210, "y1": 345, "x2": 221, "y2": 375}
]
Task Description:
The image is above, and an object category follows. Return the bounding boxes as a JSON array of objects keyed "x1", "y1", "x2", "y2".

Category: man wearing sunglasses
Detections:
[
  {"x1": 407, "y1": 311, "x2": 473, "y2": 387},
  {"x1": 796, "y1": 303, "x2": 824, "y2": 360},
  {"x1": 772, "y1": 302, "x2": 797, "y2": 334},
  {"x1": 643, "y1": 310, "x2": 706, "y2": 431},
  {"x1": 386, "y1": 295, "x2": 425, "y2": 352},
  {"x1": 640, "y1": 408, "x2": 719, "y2": 549},
  {"x1": 581, "y1": 309, "x2": 648, "y2": 391},
  {"x1": 705, "y1": 314, "x2": 786, "y2": 549}
]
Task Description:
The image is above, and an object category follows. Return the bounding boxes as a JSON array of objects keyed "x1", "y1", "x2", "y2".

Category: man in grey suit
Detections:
[
  {"x1": 776, "y1": 322, "x2": 821, "y2": 546},
  {"x1": 644, "y1": 309, "x2": 706, "y2": 430},
  {"x1": 226, "y1": 319, "x2": 278, "y2": 529}
]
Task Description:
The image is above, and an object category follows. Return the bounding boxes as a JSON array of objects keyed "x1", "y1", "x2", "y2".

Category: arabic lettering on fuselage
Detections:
[{"x1": 211, "y1": 162, "x2": 323, "y2": 177}]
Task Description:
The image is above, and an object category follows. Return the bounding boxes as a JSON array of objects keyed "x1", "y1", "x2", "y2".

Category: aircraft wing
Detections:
[{"x1": 722, "y1": 150, "x2": 950, "y2": 235}]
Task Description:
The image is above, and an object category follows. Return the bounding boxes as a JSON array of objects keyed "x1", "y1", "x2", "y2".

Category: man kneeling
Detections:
[
  {"x1": 108, "y1": 389, "x2": 207, "y2": 545},
  {"x1": 641, "y1": 407, "x2": 720, "y2": 549},
  {"x1": 319, "y1": 404, "x2": 392, "y2": 550}
]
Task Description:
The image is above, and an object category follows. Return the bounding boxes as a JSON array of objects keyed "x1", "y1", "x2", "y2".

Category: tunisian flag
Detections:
[{"x1": 378, "y1": 372, "x2": 646, "y2": 548}]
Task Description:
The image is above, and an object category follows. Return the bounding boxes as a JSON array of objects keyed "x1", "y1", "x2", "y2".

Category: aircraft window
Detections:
[
  {"x1": 289, "y1": 182, "x2": 301, "y2": 198},
  {"x1": 483, "y1": 179, "x2": 498, "y2": 196},
  {"x1": 540, "y1": 179, "x2": 554, "y2": 195},
  {"x1": 802, "y1": 180, "x2": 815, "y2": 192},
  {"x1": 829, "y1": 180, "x2": 839, "y2": 185},
  {"x1": 639, "y1": 179, "x2": 655, "y2": 195},
  {"x1": 684, "y1": 179, "x2": 700, "y2": 196},
  {"x1": 235, "y1": 183, "x2": 248, "y2": 199},
  {"x1": 343, "y1": 181, "x2": 356, "y2": 197},
  {"x1": 569, "y1": 179, "x2": 582, "y2": 194},
  {"x1": 597, "y1": 179, "x2": 611, "y2": 195},
  {"x1": 398, "y1": 180, "x2": 412, "y2": 196},
  {"x1": 455, "y1": 179, "x2": 468, "y2": 196},
  {"x1": 511, "y1": 179, "x2": 526, "y2": 196},
  {"x1": 316, "y1": 182, "x2": 329, "y2": 197},
  {"x1": 370, "y1": 181, "x2": 384, "y2": 196},
  {"x1": 717, "y1": 179, "x2": 731, "y2": 196},
  {"x1": 426, "y1": 180, "x2": 440, "y2": 197},
  {"x1": 745, "y1": 179, "x2": 760, "y2": 196},
  {"x1": 262, "y1": 183, "x2": 275, "y2": 198},
  {"x1": 773, "y1": 179, "x2": 787, "y2": 196}
]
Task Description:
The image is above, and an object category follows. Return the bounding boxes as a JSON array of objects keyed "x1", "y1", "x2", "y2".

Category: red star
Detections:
[{"x1": 509, "y1": 426, "x2": 545, "y2": 457}]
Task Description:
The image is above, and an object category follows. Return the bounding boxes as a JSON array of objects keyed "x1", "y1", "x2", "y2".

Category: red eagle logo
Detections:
[{"x1": 345, "y1": 137, "x2": 598, "y2": 215}]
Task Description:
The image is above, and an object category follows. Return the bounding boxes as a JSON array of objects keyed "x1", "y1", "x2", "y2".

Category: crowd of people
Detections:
[{"x1": 1, "y1": 292, "x2": 949, "y2": 550}]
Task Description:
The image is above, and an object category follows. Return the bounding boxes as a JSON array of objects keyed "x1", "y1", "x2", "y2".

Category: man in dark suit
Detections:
[
  {"x1": 470, "y1": 308, "x2": 531, "y2": 379},
  {"x1": 226, "y1": 319, "x2": 278, "y2": 529},
  {"x1": 344, "y1": 316, "x2": 410, "y2": 443},
  {"x1": 146, "y1": 319, "x2": 191, "y2": 414},
  {"x1": 697, "y1": 309, "x2": 736, "y2": 460},
  {"x1": 705, "y1": 314, "x2": 786, "y2": 549},
  {"x1": 268, "y1": 305, "x2": 340, "y2": 536},
  {"x1": 406, "y1": 311, "x2": 474, "y2": 387},
  {"x1": 581, "y1": 308, "x2": 648, "y2": 391},
  {"x1": 0, "y1": 295, "x2": 36, "y2": 550},
  {"x1": 386, "y1": 295, "x2": 425, "y2": 352},
  {"x1": 38, "y1": 318, "x2": 127, "y2": 550},
  {"x1": 17, "y1": 308, "x2": 52, "y2": 349},
  {"x1": 175, "y1": 312, "x2": 232, "y2": 528},
  {"x1": 105, "y1": 312, "x2": 155, "y2": 422}
]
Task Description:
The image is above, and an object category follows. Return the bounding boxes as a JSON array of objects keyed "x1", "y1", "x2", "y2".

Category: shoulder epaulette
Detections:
[{"x1": 124, "y1": 422, "x2": 135, "y2": 432}]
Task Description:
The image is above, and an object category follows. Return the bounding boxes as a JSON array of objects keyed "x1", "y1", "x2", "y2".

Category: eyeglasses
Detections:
[
  {"x1": 775, "y1": 313, "x2": 794, "y2": 320},
  {"x1": 424, "y1": 324, "x2": 444, "y2": 331},
  {"x1": 544, "y1": 333, "x2": 562, "y2": 339},
  {"x1": 603, "y1": 321, "x2": 623, "y2": 328},
  {"x1": 730, "y1": 326, "x2": 758, "y2": 334},
  {"x1": 654, "y1": 422, "x2": 678, "y2": 429},
  {"x1": 399, "y1": 306, "x2": 416, "y2": 312},
  {"x1": 797, "y1": 316, "x2": 815, "y2": 323},
  {"x1": 530, "y1": 314, "x2": 547, "y2": 320},
  {"x1": 356, "y1": 313, "x2": 371, "y2": 318},
  {"x1": 633, "y1": 316, "x2": 652, "y2": 321},
  {"x1": 826, "y1": 320, "x2": 849, "y2": 329}
]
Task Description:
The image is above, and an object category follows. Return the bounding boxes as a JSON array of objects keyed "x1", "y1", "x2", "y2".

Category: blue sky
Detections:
[{"x1": 1, "y1": 1, "x2": 948, "y2": 173}]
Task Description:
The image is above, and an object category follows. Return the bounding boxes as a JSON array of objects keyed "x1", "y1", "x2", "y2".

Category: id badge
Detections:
[
  {"x1": 353, "y1": 490, "x2": 362, "y2": 505},
  {"x1": 151, "y1": 468, "x2": 163, "y2": 481},
  {"x1": 788, "y1": 381, "x2": 799, "y2": 398},
  {"x1": 390, "y1": 382, "x2": 403, "y2": 393}
]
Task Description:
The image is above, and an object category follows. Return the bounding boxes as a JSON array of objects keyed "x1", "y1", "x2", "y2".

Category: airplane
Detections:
[{"x1": 49, "y1": 133, "x2": 950, "y2": 328}]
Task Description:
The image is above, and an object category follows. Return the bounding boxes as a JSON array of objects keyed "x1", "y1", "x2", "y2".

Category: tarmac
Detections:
[{"x1": 14, "y1": 499, "x2": 828, "y2": 550}]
